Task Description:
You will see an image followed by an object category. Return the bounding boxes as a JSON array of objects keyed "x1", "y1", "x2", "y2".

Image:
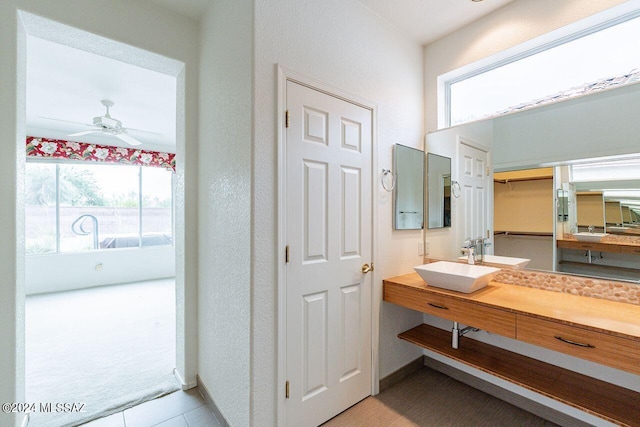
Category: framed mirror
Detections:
[
  {"x1": 426, "y1": 153, "x2": 451, "y2": 229},
  {"x1": 394, "y1": 144, "x2": 424, "y2": 230}
]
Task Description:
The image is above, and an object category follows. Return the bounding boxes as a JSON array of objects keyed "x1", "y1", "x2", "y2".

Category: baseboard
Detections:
[
  {"x1": 173, "y1": 368, "x2": 198, "y2": 391},
  {"x1": 423, "y1": 356, "x2": 592, "y2": 427},
  {"x1": 196, "y1": 375, "x2": 230, "y2": 427},
  {"x1": 379, "y1": 356, "x2": 424, "y2": 392}
]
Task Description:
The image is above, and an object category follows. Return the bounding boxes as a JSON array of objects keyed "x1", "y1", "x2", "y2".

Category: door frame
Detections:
[
  {"x1": 276, "y1": 65, "x2": 379, "y2": 426},
  {"x1": 455, "y1": 135, "x2": 493, "y2": 249}
]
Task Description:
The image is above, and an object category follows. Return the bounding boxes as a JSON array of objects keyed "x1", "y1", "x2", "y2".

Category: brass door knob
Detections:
[{"x1": 361, "y1": 263, "x2": 374, "y2": 274}]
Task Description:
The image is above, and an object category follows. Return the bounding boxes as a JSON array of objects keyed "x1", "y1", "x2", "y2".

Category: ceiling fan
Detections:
[{"x1": 42, "y1": 99, "x2": 159, "y2": 146}]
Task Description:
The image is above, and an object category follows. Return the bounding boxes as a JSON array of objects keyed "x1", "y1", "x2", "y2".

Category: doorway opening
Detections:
[{"x1": 21, "y1": 12, "x2": 187, "y2": 427}]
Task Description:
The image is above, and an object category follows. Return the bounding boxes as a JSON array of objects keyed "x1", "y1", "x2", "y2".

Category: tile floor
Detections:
[{"x1": 81, "y1": 389, "x2": 221, "y2": 427}]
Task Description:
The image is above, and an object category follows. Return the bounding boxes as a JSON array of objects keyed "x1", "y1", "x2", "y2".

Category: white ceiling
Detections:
[
  {"x1": 26, "y1": 0, "x2": 514, "y2": 152},
  {"x1": 146, "y1": 0, "x2": 516, "y2": 44},
  {"x1": 26, "y1": 36, "x2": 177, "y2": 151}
]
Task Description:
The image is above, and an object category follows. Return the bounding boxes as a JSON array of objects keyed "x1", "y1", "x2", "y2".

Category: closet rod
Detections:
[{"x1": 494, "y1": 231, "x2": 553, "y2": 237}]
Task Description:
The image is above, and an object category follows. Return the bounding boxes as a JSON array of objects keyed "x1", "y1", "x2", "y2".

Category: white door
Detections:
[
  {"x1": 459, "y1": 141, "x2": 489, "y2": 243},
  {"x1": 285, "y1": 81, "x2": 373, "y2": 427}
]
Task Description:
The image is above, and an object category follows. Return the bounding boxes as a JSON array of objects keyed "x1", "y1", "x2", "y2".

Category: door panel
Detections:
[
  {"x1": 340, "y1": 283, "x2": 361, "y2": 381},
  {"x1": 459, "y1": 142, "x2": 489, "y2": 242},
  {"x1": 341, "y1": 167, "x2": 360, "y2": 258},
  {"x1": 303, "y1": 160, "x2": 328, "y2": 263},
  {"x1": 302, "y1": 291, "x2": 328, "y2": 399},
  {"x1": 286, "y1": 81, "x2": 372, "y2": 427}
]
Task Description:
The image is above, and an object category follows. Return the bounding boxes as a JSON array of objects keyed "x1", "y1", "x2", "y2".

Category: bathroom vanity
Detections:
[{"x1": 383, "y1": 272, "x2": 640, "y2": 426}]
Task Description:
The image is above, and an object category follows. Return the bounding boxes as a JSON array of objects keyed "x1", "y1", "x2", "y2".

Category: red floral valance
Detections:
[{"x1": 26, "y1": 136, "x2": 176, "y2": 172}]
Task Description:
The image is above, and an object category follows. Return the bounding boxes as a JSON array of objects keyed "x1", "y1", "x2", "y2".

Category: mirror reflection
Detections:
[
  {"x1": 492, "y1": 158, "x2": 640, "y2": 282},
  {"x1": 426, "y1": 153, "x2": 451, "y2": 229},
  {"x1": 394, "y1": 144, "x2": 424, "y2": 230},
  {"x1": 493, "y1": 168, "x2": 554, "y2": 271},
  {"x1": 426, "y1": 79, "x2": 640, "y2": 284}
]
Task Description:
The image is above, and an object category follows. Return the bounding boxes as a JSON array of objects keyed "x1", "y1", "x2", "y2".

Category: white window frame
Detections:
[{"x1": 438, "y1": 4, "x2": 640, "y2": 129}]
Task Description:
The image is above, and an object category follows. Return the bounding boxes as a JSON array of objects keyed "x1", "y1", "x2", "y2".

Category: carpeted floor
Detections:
[
  {"x1": 26, "y1": 279, "x2": 179, "y2": 427},
  {"x1": 323, "y1": 367, "x2": 559, "y2": 427}
]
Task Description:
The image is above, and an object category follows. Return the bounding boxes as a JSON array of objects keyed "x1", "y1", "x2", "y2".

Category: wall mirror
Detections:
[
  {"x1": 427, "y1": 79, "x2": 640, "y2": 284},
  {"x1": 492, "y1": 157, "x2": 640, "y2": 282},
  {"x1": 394, "y1": 144, "x2": 424, "y2": 230},
  {"x1": 426, "y1": 153, "x2": 451, "y2": 229}
]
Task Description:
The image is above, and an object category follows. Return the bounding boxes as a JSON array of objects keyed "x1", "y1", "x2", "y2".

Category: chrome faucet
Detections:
[
  {"x1": 475, "y1": 236, "x2": 491, "y2": 263},
  {"x1": 462, "y1": 237, "x2": 492, "y2": 264},
  {"x1": 461, "y1": 239, "x2": 475, "y2": 265},
  {"x1": 588, "y1": 225, "x2": 595, "y2": 233}
]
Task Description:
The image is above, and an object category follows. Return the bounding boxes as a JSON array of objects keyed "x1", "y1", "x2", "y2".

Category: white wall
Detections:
[
  {"x1": 493, "y1": 83, "x2": 640, "y2": 169},
  {"x1": 198, "y1": 1, "x2": 252, "y2": 426},
  {"x1": 0, "y1": 2, "x2": 199, "y2": 426},
  {"x1": 0, "y1": 6, "x2": 26, "y2": 427},
  {"x1": 26, "y1": 247, "x2": 175, "y2": 295},
  {"x1": 253, "y1": 0, "x2": 424, "y2": 424}
]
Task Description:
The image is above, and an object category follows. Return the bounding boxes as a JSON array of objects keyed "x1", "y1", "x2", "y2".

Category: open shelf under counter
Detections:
[
  {"x1": 384, "y1": 273, "x2": 640, "y2": 426},
  {"x1": 398, "y1": 323, "x2": 640, "y2": 427}
]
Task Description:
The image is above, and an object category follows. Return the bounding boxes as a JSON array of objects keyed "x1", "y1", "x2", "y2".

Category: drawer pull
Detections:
[
  {"x1": 428, "y1": 302, "x2": 449, "y2": 310},
  {"x1": 554, "y1": 336, "x2": 595, "y2": 348}
]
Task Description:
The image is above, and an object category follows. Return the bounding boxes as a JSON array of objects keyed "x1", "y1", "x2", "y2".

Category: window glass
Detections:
[
  {"x1": 141, "y1": 167, "x2": 173, "y2": 247},
  {"x1": 26, "y1": 161, "x2": 174, "y2": 254},
  {"x1": 449, "y1": 15, "x2": 640, "y2": 126},
  {"x1": 25, "y1": 163, "x2": 57, "y2": 254},
  {"x1": 58, "y1": 164, "x2": 139, "y2": 252}
]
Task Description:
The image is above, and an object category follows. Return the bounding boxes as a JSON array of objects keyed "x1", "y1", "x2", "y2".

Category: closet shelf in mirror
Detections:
[
  {"x1": 494, "y1": 167, "x2": 553, "y2": 184},
  {"x1": 494, "y1": 176, "x2": 553, "y2": 184},
  {"x1": 495, "y1": 231, "x2": 553, "y2": 237}
]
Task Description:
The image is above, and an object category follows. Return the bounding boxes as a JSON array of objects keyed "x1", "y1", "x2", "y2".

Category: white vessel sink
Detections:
[
  {"x1": 457, "y1": 254, "x2": 530, "y2": 269},
  {"x1": 606, "y1": 226, "x2": 629, "y2": 233},
  {"x1": 414, "y1": 261, "x2": 500, "y2": 294},
  {"x1": 574, "y1": 232, "x2": 608, "y2": 242}
]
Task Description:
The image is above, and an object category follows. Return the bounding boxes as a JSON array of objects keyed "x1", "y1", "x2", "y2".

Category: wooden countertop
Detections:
[
  {"x1": 557, "y1": 235, "x2": 640, "y2": 249},
  {"x1": 383, "y1": 273, "x2": 640, "y2": 341}
]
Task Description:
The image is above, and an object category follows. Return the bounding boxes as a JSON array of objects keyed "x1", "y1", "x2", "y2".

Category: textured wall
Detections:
[
  {"x1": 253, "y1": 0, "x2": 425, "y2": 424},
  {"x1": 0, "y1": 2, "x2": 199, "y2": 426},
  {"x1": 198, "y1": 1, "x2": 253, "y2": 426},
  {"x1": 0, "y1": 5, "x2": 25, "y2": 426}
]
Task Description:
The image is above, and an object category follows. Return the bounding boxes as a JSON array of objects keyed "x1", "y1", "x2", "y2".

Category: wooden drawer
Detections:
[
  {"x1": 383, "y1": 282, "x2": 515, "y2": 338},
  {"x1": 517, "y1": 315, "x2": 640, "y2": 375},
  {"x1": 619, "y1": 245, "x2": 640, "y2": 255}
]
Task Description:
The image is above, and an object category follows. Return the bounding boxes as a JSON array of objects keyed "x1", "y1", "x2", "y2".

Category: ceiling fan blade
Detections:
[
  {"x1": 68, "y1": 130, "x2": 100, "y2": 136},
  {"x1": 123, "y1": 126, "x2": 163, "y2": 136},
  {"x1": 115, "y1": 133, "x2": 142, "y2": 146}
]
